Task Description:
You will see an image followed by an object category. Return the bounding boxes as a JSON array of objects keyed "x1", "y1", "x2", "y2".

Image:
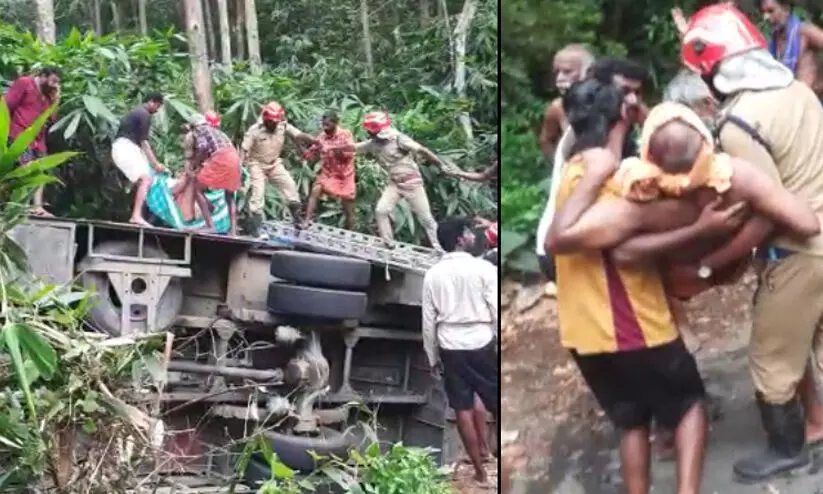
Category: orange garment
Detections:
[
  {"x1": 555, "y1": 156, "x2": 679, "y2": 355},
  {"x1": 197, "y1": 147, "x2": 242, "y2": 192},
  {"x1": 614, "y1": 102, "x2": 747, "y2": 303},
  {"x1": 615, "y1": 102, "x2": 733, "y2": 201},
  {"x1": 304, "y1": 128, "x2": 356, "y2": 200}
]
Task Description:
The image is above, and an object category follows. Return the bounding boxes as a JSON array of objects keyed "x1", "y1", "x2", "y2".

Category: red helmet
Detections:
[
  {"x1": 204, "y1": 110, "x2": 221, "y2": 127},
  {"x1": 681, "y1": 3, "x2": 767, "y2": 76},
  {"x1": 262, "y1": 101, "x2": 285, "y2": 122},
  {"x1": 363, "y1": 111, "x2": 391, "y2": 134},
  {"x1": 485, "y1": 222, "x2": 498, "y2": 249}
]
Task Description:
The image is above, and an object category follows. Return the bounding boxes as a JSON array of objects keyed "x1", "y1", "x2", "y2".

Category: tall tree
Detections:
[
  {"x1": 138, "y1": 0, "x2": 148, "y2": 34},
  {"x1": 453, "y1": 0, "x2": 477, "y2": 141},
  {"x1": 183, "y1": 0, "x2": 214, "y2": 112},
  {"x1": 92, "y1": 0, "x2": 103, "y2": 34},
  {"x1": 217, "y1": 0, "x2": 232, "y2": 67},
  {"x1": 110, "y1": 1, "x2": 122, "y2": 32},
  {"x1": 359, "y1": 0, "x2": 374, "y2": 78},
  {"x1": 233, "y1": 0, "x2": 245, "y2": 60},
  {"x1": 34, "y1": 0, "x2": 57, "y2": 44},
  {"x1": 203, "y1": 0, "x2": 216, "y2": 59},
  {"x1": 244, "y1": 0, "x2": 262, "y2": 74}
]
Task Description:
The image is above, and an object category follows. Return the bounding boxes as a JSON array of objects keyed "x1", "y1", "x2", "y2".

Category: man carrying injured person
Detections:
[
  {"x1": 680, "y1": 3, "x2": 823, "y2": 482},
  {"x1": 546, "y1": 80, "x2": 820, "y2": 493}
]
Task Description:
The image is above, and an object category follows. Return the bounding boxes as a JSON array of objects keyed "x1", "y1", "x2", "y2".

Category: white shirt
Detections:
[
  {"x1": 421, "y1": 252, "x2": 498, "y2": 367},
  {"x1": 536, "y1": 128, "x2": 575, "y2": 255}
]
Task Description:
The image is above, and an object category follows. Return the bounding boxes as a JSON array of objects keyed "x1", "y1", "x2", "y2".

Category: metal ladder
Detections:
[{"x1": 259, "y1": 220, "x2": 442, "y2": 274}]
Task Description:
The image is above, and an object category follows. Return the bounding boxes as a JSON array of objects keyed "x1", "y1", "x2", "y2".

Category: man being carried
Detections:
[
  {"x1": 111, "y1": 92, "x2": 166, "y2": 226},
  {"x1": 4, "y1": 66, "x2": 61, "y2": 216},
  {"x1": 422, "y1": 217, "x2": 498, "y2": 487},
  {"x1": 302, "y1": 112, "x2": 357, "y2": 230},
  {"x1": 182, "y1": 114, "x2": 243, "y2": 236},
  {"x1": 680, "y1": 4, "x2": 823, "y2": 481},
  {"x1": 240, "y1": 101, "x2": 317, "y2": 236},
  {"x1": 323, "y1": 111, "x2": 457, "y2": 250}
]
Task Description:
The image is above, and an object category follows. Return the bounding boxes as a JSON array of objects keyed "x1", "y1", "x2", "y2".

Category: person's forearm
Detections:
[
  {"x1": 141, "y1": 142, "x2": 160, "y2": 167},
  {"x1": 547, "y1": 174, "x2": 606, "y2": 248},
  {"x1": 700, "y1": 217, "x2": 772, "y2": 269},
  {"x1": 610, "y1": 223, "x2": 709, "y2": 266},
  {"x1": 422, "y1": 317, "x2": 438, "y2": 367},
  {"x1": 326, "y1": 143, "x2": 356, "y2": 153}
]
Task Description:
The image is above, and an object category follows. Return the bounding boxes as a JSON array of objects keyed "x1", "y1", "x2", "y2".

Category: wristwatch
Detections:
[{"x1": 697, "y1": 265, "x2": 713, "y2": 280}]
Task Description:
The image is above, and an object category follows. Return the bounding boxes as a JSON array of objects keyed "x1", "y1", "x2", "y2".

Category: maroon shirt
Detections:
[{"x1": 4, "y1": 76, "x2": 57, "y2": 153}]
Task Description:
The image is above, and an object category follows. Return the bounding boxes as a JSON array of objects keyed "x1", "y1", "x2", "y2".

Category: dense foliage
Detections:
[
  {"x1": 0, "y1": 0, "x2": 497, "y2": 243},
  {"x1": 501, "y1": 0, "x2": 823, "y2": 272}
]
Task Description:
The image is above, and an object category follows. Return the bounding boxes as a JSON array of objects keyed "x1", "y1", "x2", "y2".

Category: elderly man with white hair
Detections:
[
  {"x1": 680, "y1": 3, "x2": 823, "y2": 483},
  {"x1": 536, "y1": 56, "x2": 650, "y2": 297}
]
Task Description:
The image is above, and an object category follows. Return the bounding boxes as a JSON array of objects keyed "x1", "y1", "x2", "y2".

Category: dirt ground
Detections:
[{"x1": 500, "y1": 273, "x2": 823, "y2": 493}]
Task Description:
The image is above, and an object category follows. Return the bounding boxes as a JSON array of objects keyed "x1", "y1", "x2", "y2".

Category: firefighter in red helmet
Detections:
[
  {"x1": 322, "y1": 110, "x2": 467, "y2": 250},
  {"x1": 681, "y1": 3, "x2": 823, "y2": 483},
  {"x1": 239, "y1": 101, "x2": 317, "y2": 236}
]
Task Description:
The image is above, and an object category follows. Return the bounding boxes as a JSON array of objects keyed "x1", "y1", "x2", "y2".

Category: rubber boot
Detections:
[
  {"x1": 733, "y1": 394, "x2": 810, "y2": 484},
  {"x1": 288, "y1": 201, "x2": 304, "y2": 230},
  {"x1": 246, "y1": 212, "x2": 263, "y2": 238}
]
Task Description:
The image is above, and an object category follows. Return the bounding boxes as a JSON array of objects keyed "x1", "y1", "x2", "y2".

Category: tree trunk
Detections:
[
  {"x1": 233, "y1": 0, "x2": 245, "y2": 60},
  {"x1": 110, "y1": 1, "x2": 122, "y2": 32},
  {"x1": 33, "y1": 0, "x2": 57, "y2": 44},
  {"x1": 244, "y1": 0, "x2": 262, "y2": 74},
  {"x1": 359, "y1": 0, "x2": 374, "y2": 78},
  {"x1": 93, "y1": 0, "x2": 103, "y2": 34},
  {"x1": 203, "y1": 0, "x2": 216, "y2": 60},
  {"x1": 217, "y1": 0, "x2": 232, "y2": 67},
  {"x1": 452, "y1": 0, "x2": 476, "y2": 142},
  {"x1": 419, "y1": 0, "x2": 430, "y2": 25},
  {"x1": 183, "y1": 0, "x2": 214, "y2": 112},
  {"x1": 138, "y1": 0, "x2": 147, "y2": 34},
  {"x1": 438, "y1": 0, "x2": 454, "y2": 68}
]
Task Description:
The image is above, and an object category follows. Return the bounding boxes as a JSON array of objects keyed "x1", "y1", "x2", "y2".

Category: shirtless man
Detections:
[
  {"x1": 536, "y1": 57, "x2": 649, "y2": 297},
  {"x1": 538, "y1": 44, "x2": 594, "y2": 161},
  {"x1": 761, "y1": 0, "x2": 823, "y2": 91}
]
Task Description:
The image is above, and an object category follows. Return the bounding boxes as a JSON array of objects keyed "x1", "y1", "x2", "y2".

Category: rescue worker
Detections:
[
  {"x1": 681, "y1": 3, "x2": 823, "y2": 482},
  {"x1": 240, "y1": 101, "x2": 317, "y2": 236},
  {"x1": 323, "y1": 111, "x2": 456, "y2": 250}
]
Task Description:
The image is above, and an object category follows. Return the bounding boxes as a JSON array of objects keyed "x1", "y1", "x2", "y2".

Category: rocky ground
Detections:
[{"x1": 501, "y1": 273, "x2": 823, "y2": 494}]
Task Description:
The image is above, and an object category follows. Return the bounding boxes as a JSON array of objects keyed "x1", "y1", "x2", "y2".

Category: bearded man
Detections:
[{"x1": 681, "y1": 3, "x2": 823, "y2": 483}]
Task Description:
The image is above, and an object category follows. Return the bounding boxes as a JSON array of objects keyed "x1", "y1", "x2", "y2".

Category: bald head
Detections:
[
  {"x1": 647, "y1": 120, "x2": 705, "y2": 174},
  {"x1": 553, "y1": 44, "x2": 594, "y2": 93}
]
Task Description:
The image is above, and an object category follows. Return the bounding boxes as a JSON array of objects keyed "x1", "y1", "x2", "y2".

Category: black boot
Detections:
[
  {"x1": 733, "y1": 394, "x2": 810, "y2": 484},
  {"x1": 288, "y1": 201, "x2": 304, "y2": 229},
  {"x1": 246, "y1": 213, "x2": 263, "y2": 237}
]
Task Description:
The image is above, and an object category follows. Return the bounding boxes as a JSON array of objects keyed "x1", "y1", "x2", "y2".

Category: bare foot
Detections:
[
  {"x1": 129, "y1": 216, "x2": 153, "y2": 227},
  {"x1": 807, "y1": 423, "x2": 823, "y2": 445},
  {"x1": 31, "y1": 207, "x2": 53, "y2": 217}
]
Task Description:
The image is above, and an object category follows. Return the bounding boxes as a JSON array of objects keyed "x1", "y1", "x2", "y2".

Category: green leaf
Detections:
[
  {"x1": 500, "y1": 229, "x2": 528, "y2": 260},
  {"x1": 1, "y1": 152, "x2": 77, "y2": 181},
  {"x1": 1, "y1": 323, "x2": 38, "y2": 422},
  {"x1": 271, "y1": 460, "x2": 295, "y2": 480},
  {"x1": 0, "y1": 99, "x2": 10, "y2": 156}
]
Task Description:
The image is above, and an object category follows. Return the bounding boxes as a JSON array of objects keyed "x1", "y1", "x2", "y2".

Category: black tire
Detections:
[
  {"x1": 78, "y1": 241, "x2": 184, "y2": 335},
  {"x1": 264, "y1": 427, "x2": 356, "y2": 472},
  {"x1": 267, "y1": 282, "x2": 367, "y2": 320},
  {"x1": 270, "y1": 251, "x2": 371, "y2": 290}
]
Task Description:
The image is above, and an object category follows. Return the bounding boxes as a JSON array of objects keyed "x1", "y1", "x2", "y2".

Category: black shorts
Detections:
[
  {"x1": 538, "y1": 254, "x2": 556, "y2": 281},
  {"x1": 571, "y1": 338, "x2": 705, "y2": 431},
  {"x1": 441, "y1": 340, "x2": 498, "y2": 414}
]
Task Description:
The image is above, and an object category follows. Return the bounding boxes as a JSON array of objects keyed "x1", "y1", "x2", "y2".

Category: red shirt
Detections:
[{"x1": 4, "y1": 76, "x2": 57, "y2": 153}]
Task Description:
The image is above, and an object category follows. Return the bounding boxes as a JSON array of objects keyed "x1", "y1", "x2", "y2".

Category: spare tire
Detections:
[
  {"x1": 264, "y1": 427, "x2": 356, "y2": 472},
  {"x1": 267, "y1": 282, "x2": 367, "y2": 320},
  {"x1": 78, "y1": 241, "x2": 184, "y2": 335},
  {"x1": 270, "y1": 251, "x2": 371, "y2": 290}
]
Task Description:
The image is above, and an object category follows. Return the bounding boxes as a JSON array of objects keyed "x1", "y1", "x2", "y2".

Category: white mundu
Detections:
[
  {"x1": 111, "y1": 137, "x2": 151, "y2": 184},
  {"x1": 535, "y1": 128, "x2": 575, "y2": 255}
]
